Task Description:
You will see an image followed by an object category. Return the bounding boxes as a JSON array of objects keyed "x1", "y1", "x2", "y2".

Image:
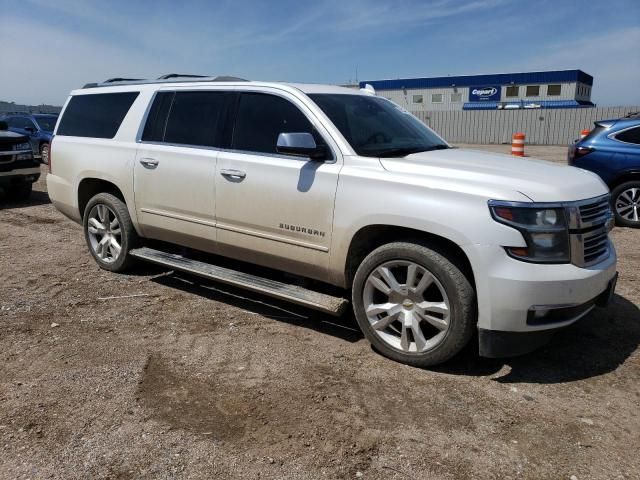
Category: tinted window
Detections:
[
  {"x1": 34, "y1": 115, "x2": 58, "y2": 132},
  {"x1": 141, "y1": 92, "x2": 174, "y2": 142},
  {"x1": 232, "y1": 93, "x2": 313, "y2": 154},
  {"x1": 616, "y1": 127, "x2": 640, "y2": 145},
  {"x1": 57, "y1": 92, "x2": 139, "y2": 138},
  {"x1": 506, "y1": 86, "x2": 519, "y2": 97},
  {"x1": 310, "y1": 94, "x2": 447, "y2": 158},
  {"x1": 163, "y1": 91, "x2": 230, "y2": 147},
  {"x1": 526, "y1": 85, "x2": 540, "y2": 96},
  {"x1": 547, "y1": 84, "x2": 561, "y2": 96},
  {"x1": 8, "y1": 117, "x2": 34, "y2": 129}
]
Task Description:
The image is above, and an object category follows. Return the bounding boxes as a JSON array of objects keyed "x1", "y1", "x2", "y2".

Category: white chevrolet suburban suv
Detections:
[{"x1": 47, "y1": 75, "x2": 618, "y2": 367}]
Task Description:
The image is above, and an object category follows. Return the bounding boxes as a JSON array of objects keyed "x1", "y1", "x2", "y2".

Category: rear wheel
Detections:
[
  {"x1": 611, "y1": 181, "x2": 640, "y2": 228},
  {"x1": 352, "y1": 242, "x2": 476, "y2": 367},
  {"x1": 40, "y1": 143, "x2": 50, "y2": 165},
  {"x1": 83, "y1": 193, "x2": 138, "y2": 272}
]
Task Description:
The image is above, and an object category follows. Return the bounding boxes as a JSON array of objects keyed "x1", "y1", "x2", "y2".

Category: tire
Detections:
[
  {"x1": 611, "y1": 181, "x2": 640, "y2": 228},
  {"x1": 40, "y1": 143, "x2": 50, "y2": 165},
  {"x1": 352, "y1": 242, "x2": 476, "y2": 367},
  {"x1": 83, "y1": 193, "x2": 138, "y2": 272},
  {"x1": 10, "y1": 182, "x2": 32, "y2": 201}
]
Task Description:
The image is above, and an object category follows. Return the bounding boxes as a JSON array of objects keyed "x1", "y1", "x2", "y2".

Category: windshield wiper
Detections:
[{"x1": 375, "y1": 144, "x2": 449, "y2": 158}]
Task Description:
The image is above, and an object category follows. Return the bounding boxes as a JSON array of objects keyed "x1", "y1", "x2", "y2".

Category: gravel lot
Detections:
[{"x1": 1, "y1": 147, "x2": 639, "y2": 479}]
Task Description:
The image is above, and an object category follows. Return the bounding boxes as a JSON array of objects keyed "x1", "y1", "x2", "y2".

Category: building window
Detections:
[
  {"x1": 450, "y1": 92, "x2": 462, "y2": 102},
  {"x1": 547, "y1": 84, "x2": 561, "y2": 96},
  {"x1": 506, "y1": 86, "x2": 519, "y2": 97},
  {"x1": 526, "y1": 85, "x2": 540, "y2": 97},
  {"x1": 412, "y1": 95, "x2": 423, "y2": 104},
  {"x1": 431, "y1": 93, "x2": 443, "y2": 103}
]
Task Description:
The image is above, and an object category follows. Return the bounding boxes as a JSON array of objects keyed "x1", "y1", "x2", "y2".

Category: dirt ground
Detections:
[{"x1": 1, "y1": 147, "x2": 639, "y2": 480}]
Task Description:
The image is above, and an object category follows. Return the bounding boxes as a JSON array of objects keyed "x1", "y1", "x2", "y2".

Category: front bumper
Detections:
[
  {"x1": 0, "y1": 167, "x2": 41, "y2": 187},
  {"x1": 479, "y1": 272, "x2": 617, "y2": 358},
  {"x1": 462, "y1": 240, "x2": 617, "y2": 357}
]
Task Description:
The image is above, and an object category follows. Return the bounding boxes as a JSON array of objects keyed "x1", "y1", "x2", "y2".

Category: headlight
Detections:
[{"x1": 489, "y1": 201, "x2": 570, "y2": 263}]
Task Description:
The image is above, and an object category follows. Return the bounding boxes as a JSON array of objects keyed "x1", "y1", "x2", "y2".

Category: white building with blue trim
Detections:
[{"x1": 359, "y1": 70, "x2": 594, "y2": 111}]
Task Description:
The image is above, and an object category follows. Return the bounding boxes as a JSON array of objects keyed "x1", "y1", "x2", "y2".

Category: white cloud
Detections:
[
  {"x1": 0, "y1": 16, "x2": 167, "y2": 104},
  {"x1": 512, "y1": 27, "x2": 640, "y2": 106}
]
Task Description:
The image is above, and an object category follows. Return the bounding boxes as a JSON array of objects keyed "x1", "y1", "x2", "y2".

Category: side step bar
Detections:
[{"x1": 129, "y1": 247, "x2": 349, "y2": 316}]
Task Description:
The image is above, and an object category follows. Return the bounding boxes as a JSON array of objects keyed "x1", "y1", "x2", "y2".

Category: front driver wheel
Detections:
[
  {"x1": 83, "y1": 193, "x2": 138, "y2": 272},
  {"x1": 352, "y1": 242, "x2": 476, "y2": 367}
]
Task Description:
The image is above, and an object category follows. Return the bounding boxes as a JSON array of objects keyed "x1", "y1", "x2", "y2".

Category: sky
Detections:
[{"x1": 1, "y1": 0, "x2": 639, "y2": 106}]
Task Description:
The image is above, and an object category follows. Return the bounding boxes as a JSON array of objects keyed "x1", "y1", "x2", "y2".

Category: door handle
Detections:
[
  {"x1": 220, "y1": 169, "x2": 246, "y2": 179},
  {"x1": 139, "y1": 157, "x2": 159, "y2": 168}
]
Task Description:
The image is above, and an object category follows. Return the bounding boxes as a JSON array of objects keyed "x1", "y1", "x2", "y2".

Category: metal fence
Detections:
[{"x1": 412, "y1": 106, "x2": 639, "y2": 145}]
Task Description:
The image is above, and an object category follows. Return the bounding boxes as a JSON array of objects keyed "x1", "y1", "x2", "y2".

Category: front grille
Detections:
[
  {"x1": 0, "y1": 152, "x2": 16, "y2": 164},
  {"x1": 582, "y1": 227, "x2": 609, "y2": 264},
  {"x1": 579, "y1": 197, "x2": 611, "y2": 226},
  {"x1": 569, "y1": 194, "x2": 612, "y2": 267}
]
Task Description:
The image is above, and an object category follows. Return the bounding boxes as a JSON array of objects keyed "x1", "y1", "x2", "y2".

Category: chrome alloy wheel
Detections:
[
  {"x1": 87, "y1": 204, "x2": 122, "y2": 263},
  {"x1": 362, "y1": 260, "x2": 451, "y2": 353},
  {"x1": 615, "y1": 187, "x2": 640, "y2": 223}
]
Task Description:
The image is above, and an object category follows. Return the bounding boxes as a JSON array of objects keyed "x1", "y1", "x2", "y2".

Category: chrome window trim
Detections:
[{"x1": 136, "y1": 87, "x2": 337, "y2": 163}]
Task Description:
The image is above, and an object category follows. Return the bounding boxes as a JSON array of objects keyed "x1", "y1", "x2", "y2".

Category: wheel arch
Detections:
[
  {"x1": 608, "y1": 170, "x2": 640, "y2": 191},
  {"x1": 77, "y1": 178, "x2": 127, "y2": 221},
  {"x1": 343, "y1": 224, "x2": 476, "y2": 292}
]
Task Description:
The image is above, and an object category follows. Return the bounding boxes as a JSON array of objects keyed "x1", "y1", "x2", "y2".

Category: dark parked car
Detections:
[
  {"x1": 0, "y1": 121, "x2": 40, "y2": 200},
  {"x1": 569, "y1": 113, "x2": 640, "y2": 227},
  {"x1": 0, "y1": 113, "x2": 58, "y2": 164}
]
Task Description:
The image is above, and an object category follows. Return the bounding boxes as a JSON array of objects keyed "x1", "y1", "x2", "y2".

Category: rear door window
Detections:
[
  {"x1": 162, "y1": 91, "x2": 231, "y2": 147},
  {"x1": 57, "y1": 92, "x2": 139, "y2": 138},
  {"x1": 141, "y1": 92, "x2": 174, "y2": 142},
  {"x1": 231, "y1": 93, "x2": 314, "y2": 155},
  {"x1": 615, "y1": 126, "x2": 640, "y2": 145}
]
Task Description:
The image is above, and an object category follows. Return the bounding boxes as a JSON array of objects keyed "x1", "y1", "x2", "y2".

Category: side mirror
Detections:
[
  {"x1": 276, "y1": 132, "x2": 327, "y2": 160},
  {"x1": 24, "y1": 126, "x2": 36, "y2": 134}
]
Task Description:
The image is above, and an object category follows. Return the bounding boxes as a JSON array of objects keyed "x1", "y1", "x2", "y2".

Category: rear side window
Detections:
[
  {"x1": 142, "y1": 91, "x2": 230, "y2": 147},
  {"x1": 615, "y1": 126, "x2": 640, "y2": 145},
  {"x1": 141, "y1": 92, "x2": 174, "y2": 142},
  {"x1": 57, "y1": 92, "x2": 139, "y2": 138},
  {"x1": 232, "y1": 93, "x2": 314, "y2": 155},
  {"x1": 163, "y1": 91, "x2": 229, "y2": 147}
]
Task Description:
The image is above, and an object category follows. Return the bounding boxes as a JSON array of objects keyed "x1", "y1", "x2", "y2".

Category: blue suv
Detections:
[
  {"x1": 0, "y1": 113, "x2": 58, "y2": 165},
  {"x1": 569, "y1": 112, "x2": 640, "y2": 228}
]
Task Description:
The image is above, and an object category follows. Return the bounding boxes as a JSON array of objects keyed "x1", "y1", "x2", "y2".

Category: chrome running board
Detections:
[{"x1": 129, "y1": 247, "x2": 348, "y2": 316}]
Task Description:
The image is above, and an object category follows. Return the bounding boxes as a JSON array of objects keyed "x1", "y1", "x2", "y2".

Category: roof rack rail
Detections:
[
  {"x1": 157, "y1": 73, "x2": 208, "y2": 80},
  {"x1": 82, "y1": 74, "x2": 250, "y2": 89},
  {"x1": 212, "y1": 75, "x2": 248, "y2": 82},
  {"x1": 105, "y1": 77, "x2": 146, "y2": 83}
]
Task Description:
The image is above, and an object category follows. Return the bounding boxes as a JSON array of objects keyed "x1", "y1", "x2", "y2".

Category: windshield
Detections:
[
  {"x1": 309, "y1": 94, "x2": 448, "y2": 157},
  {"x1": 34, "y1": 115, "x2": 58, "y2": 132}
]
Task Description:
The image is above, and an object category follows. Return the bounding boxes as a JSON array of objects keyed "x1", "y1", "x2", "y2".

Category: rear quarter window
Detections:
[
  {"x1": 615, "y1": 126, "x2": 640, "y2": 145},
  {"x1": 57, "y1": 92, "x2": 139, "y2": 138}
]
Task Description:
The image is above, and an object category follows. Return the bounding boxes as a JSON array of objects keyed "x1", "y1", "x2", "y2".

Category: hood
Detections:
[
  {"x1": 0, "y1": 130, "x2": 28, "y2": 146},
  {"x1": 379, "y1": 148, "x2": 608, "y2": 202}
]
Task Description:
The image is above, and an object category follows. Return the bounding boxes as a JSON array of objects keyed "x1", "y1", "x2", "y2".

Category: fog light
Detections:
[{"x1": 532, "y1": 309, "x2": 550, "y2": 320}]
